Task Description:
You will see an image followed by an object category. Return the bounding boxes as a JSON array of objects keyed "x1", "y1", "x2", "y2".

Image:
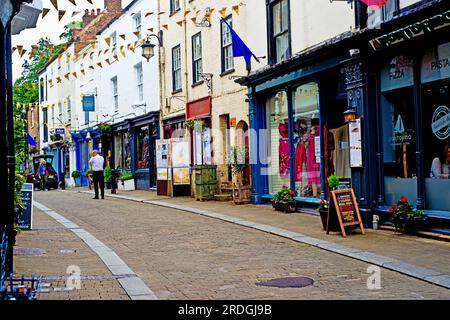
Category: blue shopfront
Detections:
[{"x1": 71, "y1": 128, "x2": 101, "y2": 186}]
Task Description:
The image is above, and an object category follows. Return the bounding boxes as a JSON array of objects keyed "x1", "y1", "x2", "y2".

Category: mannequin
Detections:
[{"x1": 278, "y1": 121, "x2": 289, "y2": 177}]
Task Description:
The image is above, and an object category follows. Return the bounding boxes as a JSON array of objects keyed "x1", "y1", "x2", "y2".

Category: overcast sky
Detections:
[{"x1": 12, "y1": 0, "x2": 133, "y2": 81}]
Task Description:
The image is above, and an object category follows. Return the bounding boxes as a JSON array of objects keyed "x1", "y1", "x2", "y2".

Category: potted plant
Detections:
[
  {"x1": 119, "y1": 170, "x2": 135, "y2": 191},
  {"x1": 389, "y1": 196, "x2": 426, "y2": 232},
  {"x1": 71, "y1": 170, "x2": 81, "y2": 187},
  {"x1": 318, "y1": 173, "x2": 341, "y2": 231},
  {"x1": 327, "y1": 172, "x2": 340, "y2": 191},
  {"x1": 98, "y1": 122, "x2": 112, "y2": 141},
  {"x1": 104, "y1": 165, "x2": 112, "y2": 189},
  {"x1": 271, "y1": 186, "x2": 297, "y2": 213}
]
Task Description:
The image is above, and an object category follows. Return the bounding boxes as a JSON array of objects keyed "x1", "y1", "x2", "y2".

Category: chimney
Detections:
[
  {"x1": 97, "y1": 8, "x2": 101, "y2": 15},
  {"x1": 105, "y1": 0, "x2": 122, "y2": 13},
  {"x1": 82, "y1": 9, "x2": 95, "y2": 26}
]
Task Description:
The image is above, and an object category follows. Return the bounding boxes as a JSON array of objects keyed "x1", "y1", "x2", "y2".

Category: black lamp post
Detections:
[{"x1": 141, "y1": 31, "x2": 163, "y2": 62}]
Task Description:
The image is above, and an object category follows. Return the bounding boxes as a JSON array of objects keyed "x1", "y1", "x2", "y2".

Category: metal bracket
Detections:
[{"x1": 200, "y1": 73, "x2": 213, "y2": 95}]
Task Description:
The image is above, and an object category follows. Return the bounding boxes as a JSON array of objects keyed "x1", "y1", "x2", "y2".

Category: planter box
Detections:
[
  {"x1": 272, "y1": 201, "x2": 296, "y2": 213},
  {"x1": 73, "y1": 177, "x2": 81, "y2": 187},
  {"x1": 119, "y1": 179, "x2": 135, "y2": 191},
  {"x1": 105, "y1": 181, "x2": 112, "y2": 190}
]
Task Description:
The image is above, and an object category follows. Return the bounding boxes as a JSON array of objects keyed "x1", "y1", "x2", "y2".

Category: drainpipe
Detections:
[{"x1": 0, "y1": 24, "x2": 7, "y2": 241}]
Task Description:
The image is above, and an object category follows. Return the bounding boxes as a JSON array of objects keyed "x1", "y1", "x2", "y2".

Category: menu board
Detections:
[
  {"x1": 349, "y1": 119, "x2": 363, "y2": 168},
  {"x1": 327, "y1": 189, "x2": 365, "y2": 237},
  {"x1": 156, "y1": 139, "x2": 169, "y2": 169},
  {"x1": 171, "y1": 139, "x2": 190, "y2": 168},
  {"x1": 18, "y1": 183, "x2": 34, "y2": 230}
]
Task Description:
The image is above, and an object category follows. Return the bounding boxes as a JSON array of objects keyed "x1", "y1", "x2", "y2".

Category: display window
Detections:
[
  {"x1": 114, "y1": 132, "x2": 131, "y2": 170},
  {"x1": 137, "y1": 126, "x2": 150, "y2": 169}
]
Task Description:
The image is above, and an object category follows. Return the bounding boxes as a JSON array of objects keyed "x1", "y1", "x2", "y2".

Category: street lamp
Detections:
[
  {"x1": 141, "y1": 31, "x2": 163, "y2": 62},
  {"x1": 343, "y1": 108, "x2": 357, "y2": 123}
]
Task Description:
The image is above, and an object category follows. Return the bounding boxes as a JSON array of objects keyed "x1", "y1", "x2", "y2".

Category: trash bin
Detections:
[{"x1": 111, "y1": 169, "x2": 121, "y2": 194}]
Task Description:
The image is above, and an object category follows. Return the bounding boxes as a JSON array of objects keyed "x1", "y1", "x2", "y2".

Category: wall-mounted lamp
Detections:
[
  {"x1": 343, "y1": 108, "x2": 357, "y2": 123},
  {"x1": 141, "y1": 31, "x2": 163, "y2": 62}
]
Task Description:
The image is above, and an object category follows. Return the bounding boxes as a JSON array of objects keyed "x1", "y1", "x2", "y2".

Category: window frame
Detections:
[
  {"x1": 192, "y1": 32, "x2": 203, "y2": 84},
  {"x1": 67, "y1": 98, "x2": 71, "y2": 123},
  {"x1": 172, "y1": 45, "x2": 182, "y2": 92},
  {"x1": 135, "y1": 62, "x2": 144, "y2": 102},
  {"x1": 267, "y1": 0, "x2": 292, "y2": 65},
  {"x1": 133, "y1": 12, "x2": 142, "y2": 35},
  {"x1": 170, "y1": 0, "x2": 180, "y2": 14},
  {"x1": 221, "y1": 15, "x2": 234, "y2": 74},
  {"x1": 111, "y1": 76, "x2": 119, "y2": 111}
]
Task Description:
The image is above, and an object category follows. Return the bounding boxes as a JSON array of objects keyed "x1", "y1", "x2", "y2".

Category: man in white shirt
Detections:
[{"x1": 89, "y1": 150, "x2": 105, "y2": 199}]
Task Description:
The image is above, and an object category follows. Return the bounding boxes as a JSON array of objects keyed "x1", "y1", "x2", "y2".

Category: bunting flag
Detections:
[
  {"x1": 104, "y1": 37, "x2": 111, "y2": 46},
  {"x1": 158, "y1": 12, "x2": 166, "y2": 15},
  {"x1": 97, "y1": 50, "x2": 102, "y2": 57},
  {"x1": 80, "y1": 69, "x2": 85, "y2": 75},
  {"x1": 162, "y1": 24, "x2": 168, "y2": 30},
  {"x1": 89, "y1": 65, "x2": 94, "y2": 70},
  {"x1": 17, "y1": 45, "x2": 23, "y2": 55},
  {"x1": 145, "y1": 12, "x2": 154, "y2": 17},
  {"x1": 67, "y1": 0, "x2": 77, "y2": 6},
  {"x1": 113, "y1": 54, "x2": 119, "y2": 62},
  {"x1": 82, "y1": 52, "x2": 88, "y2": 59},
  {"x1": 205, "y1": 8, "x2": 214, "y2": 23},
  {"x1": 86, "y1": 0, "x2": 93, "y2": 4},
  {"x1": 30, "y1": 45, "x2": 38, "y2": 58},
  {"x1": 72, "y1": 11, "x2": 81, "y2": 17},
  {"x1": 72, "y1": 72, "x2": 78, "y2": 79},
  {"x1": 133, "y1": 31, "x2": 140, "y2": 39},
  {"x1": 11, "y1": 47, "x2": 17, "y2": 55},
  {"x1": 232, "y1": 5, "x2": 240, "y2": 15},
  {"x1": 105, "y1": 58, "x2": 111, "y2": 65},
  {"x1": 56, "y1": 77, "x2": 62, "y2": 83},
  {"x1": 103, "y1": 49, "x2": 109, "y2": 55},
  {"x1": 184, "y1": 10, "x2": 191, "y2": 16},
  {"x1": 58, "y1": 10, "x2": 66, "y2": 21},
  {"x1": 120, "y1": 46, "x2": 126, "y2": 58},
  {"x1": 48, "y1": 79, "x2": 54, "y2": 86},
  {"x1": 219, "y1": 7, "x2": 227, "y2": 18},
  {"x1": 129, "y1": 45, "x2": 135, "y2": 53},
  {"x1": 20, "y1": 49, "x2": 27, "y2": 58},
  {"x1": 64, "y1": 73, "x2": 70, "y2": 80},
  {"x1": 97, "y1": 62, "x2": 103, "y2": 68},
  {"x1": 191, "y1": 17, "x2": 197, "y2": 24},
  {"x1": 42, "y1": 8, "x2": 51, "y2": 19},
  {"x1": 120, "y1": 34, "x2": 126, "y2": 41},
  {"x1": 176, "y1": 20, "x2": 183, "y2": 27},
  {"x1": 147, "y1": 28, "x2": 154, "y2": 33},
  {"x1": 49, "y1": 0, "x2": 58, "y2": 11}
]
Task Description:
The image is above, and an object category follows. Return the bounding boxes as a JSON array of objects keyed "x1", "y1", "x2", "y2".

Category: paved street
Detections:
[{"x1": 13, "y1": 190, "x2": 450, "y2": 300}]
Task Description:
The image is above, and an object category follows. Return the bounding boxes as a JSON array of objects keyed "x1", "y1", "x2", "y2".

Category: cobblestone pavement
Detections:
[
  {"x1": 13, "y1": 207, "x2": 130, "y2": 300},
  {"x1": 79, "y1": 188, "x2": 450, "y2": 276},
  {"x1": 19, "y1": 190, "x2": 450, "y2": 300}
]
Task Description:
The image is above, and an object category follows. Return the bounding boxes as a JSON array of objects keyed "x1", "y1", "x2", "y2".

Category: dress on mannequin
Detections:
[
  {"x1": 306, "y1": 125, "x2": 320, "y2": 186},
  {"x1": 279, "y1": 122, "x2": 290, "y2": 177}
]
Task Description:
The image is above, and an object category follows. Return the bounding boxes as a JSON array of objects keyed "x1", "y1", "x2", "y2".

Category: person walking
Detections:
[
  {"x1": 89, "y1": 150, "x2": 105, "y2": 199},
  {"x1": 38, "y1": 160, "x2": 48, "y2": 191}
]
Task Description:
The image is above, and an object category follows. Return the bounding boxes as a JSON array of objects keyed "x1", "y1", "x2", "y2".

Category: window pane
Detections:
[
  {"x1": 266, "y1": 91, "x2": 290, "y2": 194},
  {"x1": 293, "y1": 83, "x2": 321, "y2": 198},
  {"x1": 137, "y1": 127, "x2": 150, "y2": 169},
  {"x1": 273, "y1": 3, "x2": 281, "y2": 35},
  {"x1": 275, "y1": 33, "x2": 289, "y2": 63},
  {"x1": 281, "y1": 0, "x2": 289, "y2": 31}
]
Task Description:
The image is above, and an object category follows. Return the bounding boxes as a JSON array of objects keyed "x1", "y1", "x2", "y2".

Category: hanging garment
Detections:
[
  {"x1": 278, "y1": 122, "x2": 290, "y2": 177},
  {"x1": 306, "y1": 125, "x2": 320, "y2": 186},
  {"x1": 330, "y1": 125, "x2": 350, "y2": 178},
  {"x1": 294, "y1": 141, "x2": 305, "y2": 182}
]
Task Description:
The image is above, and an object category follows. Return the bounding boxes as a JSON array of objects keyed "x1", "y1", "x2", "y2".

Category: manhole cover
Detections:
[
  {"x1": 14, "y1": 247, "x2": 46, "y2": 256},
  {"x1": 256, "y1": 277, "x2": 314, "y2": 288}
]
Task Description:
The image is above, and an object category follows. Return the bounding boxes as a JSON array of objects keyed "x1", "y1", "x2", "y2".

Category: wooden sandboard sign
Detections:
[{"x1": 326, "y1": 189, "x2": 365, "y2": 237}]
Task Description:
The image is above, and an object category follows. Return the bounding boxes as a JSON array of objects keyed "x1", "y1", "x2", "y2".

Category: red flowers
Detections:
[
  {"x1": 399, "y1": 196, "x2": 408, "y2": 204},
  {"x1": 389, "y1": 205, "x2": 396, "y2": 213},
  {"x1": 289, "y1": 190, "x2": 295, "y2": 196}
]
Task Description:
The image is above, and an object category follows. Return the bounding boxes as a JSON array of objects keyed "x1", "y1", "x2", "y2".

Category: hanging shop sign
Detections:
[
  {"x1": 55, "y1": 128, "x2": 65, "y2": 135},
  {"x1": 18, "y1": 183, "x2": 34, "y2": 230},
  {"x1": 82, "y1": 95, "x2": 95, "y2": 112},
  {"x1": 327, "y1": 189, "x2": 365, "y2": 238},
  {"x1": 349, "y1": 119, "x2": 363, "y2": 168},
  {"x1": 381, "y1": 56, "x2": 414, "y2": 92},
  {"x1": 421, "y1": 42, "x2": 450, "y2": 84},
  {"x1": 186, "y1": 96, "x2": 211, "y2": 120}
]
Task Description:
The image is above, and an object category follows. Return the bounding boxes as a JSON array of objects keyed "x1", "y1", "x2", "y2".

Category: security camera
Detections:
[{"x1": 349, "y1": 49, "x2": 360, "y2": 57}]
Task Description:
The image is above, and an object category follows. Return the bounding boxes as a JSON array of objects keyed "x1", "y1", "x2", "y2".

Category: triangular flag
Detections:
[
  {"x1": 17, "y1": 45, "x2": 23, "y2": 55},
  {"x1": 30, "y1": 45, "x2": 38, "y2": 58},
  {"x1": 98, "y1": 50, "x2": 102, "y2": 57},
  {"x1": 162, "y1": 24, "x2": 168, "y2": 30},
  {"x1": 86, "y1": 0, "x2": 93, "y2": 4},
  {"x1": 56, "y1": 77, "x2": 62, "y2": 83},
  {"x1": 11, "y1": 47, "x2": 17, "y2": 55},
  {"x1": 219, "y1": 7, "x2": 227, "y2": 18},
  {"x1": 61, "y1": 43, "x2": 68, "y2": 50},
  {"x1": 158, "y1": 12, "x2": 166, "y2": 15},
  {"x1": 82, "y1": 52, "x2": 88, "y2": 59},
  {"x1": 133, "y1": 31, "x2": 140, "y2": 39},
  {"x1": 184, "y1": 10, "x2": 191, "y2": 16},
  {"x1": 64, "y1": 73, "x2": 70, "y2": 80},
  {"x1": 105, "y1": 58, "x2": 111, "y2": 65},
  {"x1": 104, "y1": 37, "x2": 111, "y2": 47},
  {"x1": 145, "y1": 12, "x2": 154, "y2": 17},
  {"x1": 232, "y1": 5, "x2": 240, "y2": 15},
  {"x1": 191, "y1": 17, "x2": 197, "y2": 24},
  {"x1": 104, "y1": 49, "x2": 109, "y2": 55},
  {"x1": 72, "y1": 72, "x2": 77, "y2": 79},
  {"x1": 113, "y1": 54, "x2": 119, "y2": 61},
  {"x1": 89, "y1": 65, "x2": 94, "y2": 69},
  {"x1": 49, "y1": 0, "x2": 58, "y2": 11},
  {"x1": 120, "y1": 34, "x2": 126, "y2": 41},
  {"x1": 42, "y1": 8, "x2": 51, "y2": 19},
  {"x1": 97, "y1": 62, "x2": 103, "y2": 68},
  {"x1": 129, "y1": 46, "x2": 135, "y2": 53},
  {"x1": 58, "y1": 10, "x2": 66, "y2": 21},
  {"x1": 67, "y1": 0, "x2": 76, "y2": 6},
  {"x1": 80, "y1": 69, "x2": 85, "y2": 75},
  {"x1": 206, "y1": 9, "x2": 214, "y2": 23},
  {"x1": 20, "y1": 49, "x2": 27, "y2": 58},
  {"x1": 120, "y1": 46, "x2": 126, "y2": 58},
  {"x1": 176, "y1": 20, "x2": 183, "y2": 27},
  {"x1": 147, "y1": 28, "x2": 154, "y2": 33},
  {"x1": 72, "y1": 11, "x2": 81, "y2": 17}
]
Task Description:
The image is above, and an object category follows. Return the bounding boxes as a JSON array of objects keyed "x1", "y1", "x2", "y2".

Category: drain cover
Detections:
[
  {"x1": 14, "y1": 247, "x2": 46, "y2": 256},
  {"x1": 256, "y1": 277, "x2": 314, "y2": 288}
]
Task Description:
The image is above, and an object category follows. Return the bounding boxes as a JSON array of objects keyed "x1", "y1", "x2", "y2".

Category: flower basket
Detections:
[
  {"x1": 389, "y1": 196, "x2": 426, "y2": 232},
  {"x1": 272, "y1": 187, "x2": 297, "y2": 213},
  {"x1": 272, "y1": 200, "x2": 296, "y2": 213}
]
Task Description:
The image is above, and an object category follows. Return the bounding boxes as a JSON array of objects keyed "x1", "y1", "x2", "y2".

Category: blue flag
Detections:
[
  {"x1": 221, "y1": 18, "x2": 259, "y2": 66},
  {"x1": 27, "y1": 133, "x2": 37, "y2": 146}
]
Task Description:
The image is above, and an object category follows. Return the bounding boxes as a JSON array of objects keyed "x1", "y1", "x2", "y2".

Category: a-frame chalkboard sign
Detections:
[{"x1": 326, "y1": 189, "x2": 365, "y2": 237}]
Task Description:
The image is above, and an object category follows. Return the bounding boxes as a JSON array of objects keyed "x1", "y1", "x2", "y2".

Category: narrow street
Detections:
[{"x1": 13, "y1": 190, "x2": 450, "y2": 300}]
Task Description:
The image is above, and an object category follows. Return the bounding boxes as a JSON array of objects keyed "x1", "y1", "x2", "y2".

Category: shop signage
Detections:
[
  {"x1": 390, "y1": 115, "x2": 413, "y2": 146},
  {"x1": 82, "y1": 95, "x2": 95, "y2": 112},
  {"x1": 157, "y1": 168, "x2": 168, "y2": 181},
  {"x1": 432, "y1": 105, "x2": 450, "y2": 140},
  {"x1": 171, "y1": 139, "x2": 190, "y2": 168},
  {"x1": 349, "y1": 119, "x2": 363, "y2": 168},
  {"x1": 369, "y1": 10, "x2": 450, "y2": 50},
  {"x1": 156, "y1": 139, "x2": 169, "y2": 169},
  {"x1": 18, "y1": 183, "x2": 34, "y2": 230},
  {"x1": 186, "y1": 96, "x2": 211, "y2": 120},
  {"x1": 55, "y1": 128, "x2": 65, "y2": 135},
  {"x1": 173, "y1": 168, "x2": 190, "y2": 185},
  {"x1": 327, "y1": 189, "x2": 365, "y2": 238},
  {"x1": 381, "y1": 56, "x2": 414, "y2": 92},
  {"x1": 421, "y1": 42, "x2": 450, "y2": 84}
]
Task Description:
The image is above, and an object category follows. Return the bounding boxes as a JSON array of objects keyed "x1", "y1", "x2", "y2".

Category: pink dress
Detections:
[
  {"x1": 307, "y1": 125, "x2": 320, "y2": 186},
  {"x1": 278, "y1": 122, "x2": 290, "y2": 177}
]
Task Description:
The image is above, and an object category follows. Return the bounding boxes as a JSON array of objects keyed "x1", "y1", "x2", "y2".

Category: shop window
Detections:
[
  {"x1": 421, "y1": 42, "x2": 450, "y2": 211},
  {"x1": 137, "y1": 127, "x2": 150, "y2": 170},
  {"x1": 266, "y1": 91, "x2": 290, "y2": 194},
  {"x1": 293, "y1": 83, "x2": 321, "y2": 198},
  {"x1": 114, "y1": 132, "x2": 131, "y2": 170},
  {"x1": 193, "y1": 119, "x2": 212, "y2": 166}
]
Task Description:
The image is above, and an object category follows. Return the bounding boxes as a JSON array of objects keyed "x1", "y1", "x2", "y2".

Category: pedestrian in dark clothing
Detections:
[
  {"x1": 38, "y1": 160, "x2": 48, "y2": 191},
  {"x1": 89, "y1": 150, "x2": 105, "y2": 199}
]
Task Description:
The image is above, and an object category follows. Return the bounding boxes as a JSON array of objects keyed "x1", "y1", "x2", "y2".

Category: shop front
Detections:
[
  {"x1": 111, "y1": 111, "x2": 159, "y2": 190},
  {"x1": 71, "y1": 128, "x2": 101, "y2": 186},
  {"x1": 375, "y1": 40, "x2": 450, "y2": 217}
]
